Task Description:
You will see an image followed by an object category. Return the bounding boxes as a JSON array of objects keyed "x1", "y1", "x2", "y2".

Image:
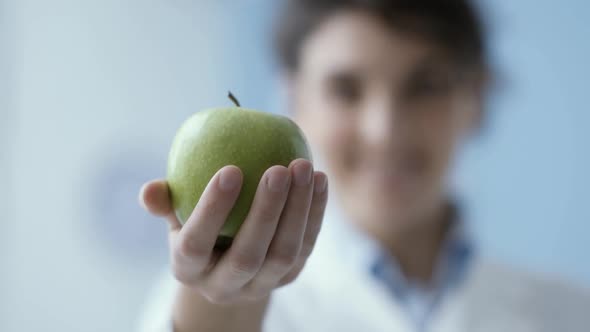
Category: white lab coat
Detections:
[{"x1": 138, "y1": 208, "x2": 590, "y2": 332}]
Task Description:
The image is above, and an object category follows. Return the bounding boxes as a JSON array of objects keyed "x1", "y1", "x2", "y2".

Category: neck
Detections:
[{"x1": 370, "y1": 201, "x2": 453, "y2": 284}]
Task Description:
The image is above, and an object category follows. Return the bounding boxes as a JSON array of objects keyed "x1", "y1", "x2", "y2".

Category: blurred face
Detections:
[{"x1": 290, "y1": 11, "x2": 484, "y2": 235}]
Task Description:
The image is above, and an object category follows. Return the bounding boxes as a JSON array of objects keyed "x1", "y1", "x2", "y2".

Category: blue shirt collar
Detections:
[
  {"x1": 321, "y1": 200, "x2": 475, "y2": 331},
  {"x1": 369, "y1": 215, "x2": 474, "y2": 294}
]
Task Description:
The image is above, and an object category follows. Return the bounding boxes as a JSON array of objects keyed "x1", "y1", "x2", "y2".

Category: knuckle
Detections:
[
  {"x1": 228, "y1": 254, "x2": 262, "y2": 277},
  {"x1": 308, "y1": 219, "x2": 323, "y2": 236},
  {"x1": 278, "y1": 265, "x2": 305, "y2": 287},
  {"x1": 268, "y1": 248, "x2": 299, "y2": 269},
  {"x1": 299, "y1": 243, "x2": 315, "y2": 258},
  {"x1": 171, "y1": 264, "x2": 199, "y2": 285},
  {"x1": 279, "y1": 274, "x2": 298, "y2": 286},
  {"x1": 256, "y1": 205, "x2": 280, "y2": 224},
  {"x1": 177, "y1": 239, "x2": 194, "y2": 258},
  {"x1": 176, "y1": 236, "x2": 208, "y2": 259}
]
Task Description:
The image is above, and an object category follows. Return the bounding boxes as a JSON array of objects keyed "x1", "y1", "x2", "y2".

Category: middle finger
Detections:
[
  {"x1": 247, "y1": 159, "x2": 314, "y2": 289},
  {"x1": 172, "y1": 166, "x2": 242, "y2": 280},
  {"x1": 205, "y1": 165, "x2": 292, "y2": 290}
]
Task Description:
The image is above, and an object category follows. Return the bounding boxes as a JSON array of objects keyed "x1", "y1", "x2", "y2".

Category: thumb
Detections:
[{"x1": 139, "y1": 179, "x2": 182, "y2": 230}]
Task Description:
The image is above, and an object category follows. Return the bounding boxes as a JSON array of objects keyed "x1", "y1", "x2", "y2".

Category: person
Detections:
[{"x1": 137, "y1": 1, "x2": 590, "y2": 331}]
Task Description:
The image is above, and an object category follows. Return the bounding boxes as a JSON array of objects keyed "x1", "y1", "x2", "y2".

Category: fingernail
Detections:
[
  {"x1": 314, "y1": 174, "x2": 328, "y2": 194},
  {"x1": 267, "y1": 171, "x2": 291, "y2": 193},
  {"x1": 294, "y1": 161, "x2": 313, "y2": 186},
  {"x1": 219, "y1": 167, "x2": 241, "y2": 192}
]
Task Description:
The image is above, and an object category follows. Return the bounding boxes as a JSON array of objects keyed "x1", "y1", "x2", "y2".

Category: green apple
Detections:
[{"x1": 167, "y1": 92, "x2": 311, "y2": 248}]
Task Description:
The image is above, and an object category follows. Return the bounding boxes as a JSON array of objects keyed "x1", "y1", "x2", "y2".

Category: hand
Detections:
[{"x1": 139, "y1": 159, "x2": 328, "y2": 304}]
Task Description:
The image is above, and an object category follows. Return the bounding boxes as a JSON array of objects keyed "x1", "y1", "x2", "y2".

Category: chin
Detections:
[
  {"x1": 348, "y1": 208, "x2": 415, "y2": 237},
  {"x1": 371, "y1": 190, "x2": 420, "y2": 210},
  {"x1": 349, "y1": 194, "x2": 428, "y2": 227},
  {"x1": 353, "y1": 201, "x2": 407, "y2": 223}
]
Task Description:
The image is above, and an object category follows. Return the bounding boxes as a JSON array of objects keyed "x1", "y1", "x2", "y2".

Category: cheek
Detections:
[
  {"x1": 423, "y1": 113, "x2": 455, "y2": 149},
  {"x1": 410, "y1": 107, "x2": 462, "y2": 175},
  {"x1": 297, "y1": 108, "x2": 358, "y2": 179},
  {"x1": 313, "y1": 112, "x2": 355, "y2": 163}
]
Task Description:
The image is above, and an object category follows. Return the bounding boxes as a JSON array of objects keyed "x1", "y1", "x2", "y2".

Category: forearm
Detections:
[{"x1": 172, "y1": 285, "x2": 269, "y2": 332}]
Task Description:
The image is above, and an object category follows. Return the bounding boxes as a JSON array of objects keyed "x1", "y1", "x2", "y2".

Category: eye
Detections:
[
  {"x1": 403, "y1": 57, "x2": 459, "y2": 101},
  {"x1": 325, "y1": 73, "x2": 362, "y2": 106},
  {"x1": 405, "y1": 72, "x2": 452, "y2": 99}
]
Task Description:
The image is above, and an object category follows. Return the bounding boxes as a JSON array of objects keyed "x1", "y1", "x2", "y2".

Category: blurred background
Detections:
[{"x1": 2, "y1": 0, "x2": 589, "y2": 331}]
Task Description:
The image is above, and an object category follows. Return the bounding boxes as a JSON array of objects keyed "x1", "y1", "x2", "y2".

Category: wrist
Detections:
[{"x1": 173, "y1": 285, "x2": 269, "y2": 332}]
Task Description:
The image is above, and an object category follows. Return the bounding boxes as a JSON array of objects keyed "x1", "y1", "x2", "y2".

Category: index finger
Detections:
[{"x1": 175, "y1": 166, "x2": 243, "y2": 259}]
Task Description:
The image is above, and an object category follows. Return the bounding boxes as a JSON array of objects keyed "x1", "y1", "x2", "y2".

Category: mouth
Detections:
[{"x1": 360, "y1": 155, "x2": 427, "y2": 196}]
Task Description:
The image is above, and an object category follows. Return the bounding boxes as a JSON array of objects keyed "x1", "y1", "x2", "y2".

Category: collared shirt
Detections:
[{"x1": 323, "y1": 205, "x2": 474, "y2": 332}]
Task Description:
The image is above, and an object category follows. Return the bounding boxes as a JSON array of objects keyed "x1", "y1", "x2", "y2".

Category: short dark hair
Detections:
[{"x1": 274, "y1": 0, "x2": 488, "y2": 73}]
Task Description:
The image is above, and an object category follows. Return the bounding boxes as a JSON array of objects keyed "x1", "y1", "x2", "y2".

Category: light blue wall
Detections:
[
  {"x1": 4, "y1": 1, "x2": 589, "y2": 331},
  {"x1": 464, "y1": 0, "x2": 590, "y2": 285},
  {"x1": 1, "y1": 1, "x2": 17, "y2": 331}
]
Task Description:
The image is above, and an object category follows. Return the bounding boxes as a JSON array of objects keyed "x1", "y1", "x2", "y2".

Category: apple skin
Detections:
[{"x1": 167, "y1": 107, "x2": 311, "y2": 245}]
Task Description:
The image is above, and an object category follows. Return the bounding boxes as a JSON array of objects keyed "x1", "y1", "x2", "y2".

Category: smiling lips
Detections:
[{"x1": 359, "y1": 154, "x2": 428, "y2": 196}]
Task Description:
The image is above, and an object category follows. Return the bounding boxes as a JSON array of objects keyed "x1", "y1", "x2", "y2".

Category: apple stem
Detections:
[{"x1": 228, "y1": 91, "x2": 241, "y2": 107}]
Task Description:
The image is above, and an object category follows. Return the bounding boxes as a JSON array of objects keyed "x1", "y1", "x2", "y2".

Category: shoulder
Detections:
[
  {"x1": 462, "y1": 257, "x2": 590, "y2": 330},
  {"x1": 471, "y1": 258, "x2": 590, "y2": 300}
]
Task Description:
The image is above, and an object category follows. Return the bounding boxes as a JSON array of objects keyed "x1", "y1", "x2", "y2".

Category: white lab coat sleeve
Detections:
[
  {"x1": 135, "y1": 271, "x2": 298, "y2": 332},
  {"x1": 262, "y1": 284, "x2": 311, "y2": 332},
  {"x1": 136, "y1": 271, "x2": 178, "y2": 332},
  {"x1": 262, "y1": 296, "x2": 297, "y2": 332}
]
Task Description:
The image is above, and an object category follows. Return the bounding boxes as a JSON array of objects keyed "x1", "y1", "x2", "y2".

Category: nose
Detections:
[{"x1": 359, "y1": 95, "x2": 398, "y2": 149}]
